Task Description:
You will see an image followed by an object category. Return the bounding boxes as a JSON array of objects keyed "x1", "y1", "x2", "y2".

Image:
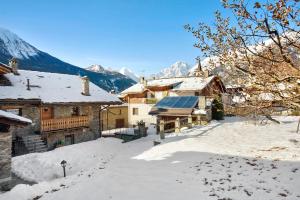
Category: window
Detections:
[
  {"x1": 132, "y1": 108, "x2": 139, "y2": 115},
  {"x1": 65, "y1": 134, "x2": 75, "y2": 145},
  {"x1": 71, "y1": 107, "x2": 80, "y2": 116}
]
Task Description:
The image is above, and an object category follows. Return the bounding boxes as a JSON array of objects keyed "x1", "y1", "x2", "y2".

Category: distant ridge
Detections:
[{"x1": 0, "y1": 27, "x2": 136, "y2": 92}]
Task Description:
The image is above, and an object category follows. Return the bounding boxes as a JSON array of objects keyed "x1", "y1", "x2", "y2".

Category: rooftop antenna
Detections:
[{"x1": 26, "y1": 79, "x2": 30, "y2": 90}]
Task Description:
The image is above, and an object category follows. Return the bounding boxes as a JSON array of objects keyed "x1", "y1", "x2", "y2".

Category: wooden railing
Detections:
[
  {"x1": 129, "y1": 98, "x2": 157, "y2": 104},
  {"x1": 41, "y1": 116, "x2": 89, "y2": 132}
]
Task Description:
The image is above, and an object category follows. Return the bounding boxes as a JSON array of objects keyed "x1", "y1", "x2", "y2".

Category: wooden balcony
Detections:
[
  {"x1": 41, "y1": 116, "x2": 89, "y2": 132},
  {"x1": 129, "y1": 98, "x2": 157, "y2": 104}
]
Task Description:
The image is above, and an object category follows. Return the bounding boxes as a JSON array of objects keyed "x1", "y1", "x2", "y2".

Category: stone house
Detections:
[
  {"x1": 0, "y1": 110, "x2": 31, "y2": 190},
  {"x1": 120, "y1": 65, "x2": 226, "y2": 127},
  {"x1": 0, "y1": 59, "x2": 121, "y2": 152}
]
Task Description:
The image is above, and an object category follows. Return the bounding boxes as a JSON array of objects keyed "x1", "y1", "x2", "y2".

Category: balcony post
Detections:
[
  {"x1": 175, "y1": 118, "x2": 180, "y2": 133},
  {"x1": 159, "y1": 119, "x2": 165, "y2": 140}
]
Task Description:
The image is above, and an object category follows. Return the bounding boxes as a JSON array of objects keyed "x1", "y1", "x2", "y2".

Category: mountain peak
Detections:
[
  {"x1": 119, "y1": 67, "x2": 139, "y2": 82},
  {"x1": 0, "y1": 27, "x2": 38, "y2": 59},
  {"x1": 154, "y1": 61, "x2": 191, "y2": 78},
  {"x1": 86, "y1": 64, "x2": 106, "y2": 73},
  {"x1": 0, "y1": 28, "x2": 136, "y2": 92}
]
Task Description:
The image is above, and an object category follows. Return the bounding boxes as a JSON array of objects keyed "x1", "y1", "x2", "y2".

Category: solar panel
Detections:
[{"x1": 155, "y1": 96, "x2": 198, "y2": 109}]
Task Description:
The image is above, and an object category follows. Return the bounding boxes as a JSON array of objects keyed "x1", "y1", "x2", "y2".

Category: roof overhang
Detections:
[
  {"x1": 0, "y1": 99, "x2": 122, "y2": 106},
  {"x1": 0, "y1": 63, "x2": 12, "y2": 74},
  {"x1": 41, "y1": 101, "x2": 122, "y2": 106},
  {"x1": 0, "y1": 99, "x2": 42, "y2": 106},
  {"x1": 149, "y1": 107, "x2": 194, "y2": 116},
  {"x1": 0, "y1": 111, "x2": 32, "y2": 126}
]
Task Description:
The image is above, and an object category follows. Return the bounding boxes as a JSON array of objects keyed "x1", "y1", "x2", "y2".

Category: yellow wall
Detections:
[{"x1": 100, "y1": 106, "x2": 128, "y2": 131}]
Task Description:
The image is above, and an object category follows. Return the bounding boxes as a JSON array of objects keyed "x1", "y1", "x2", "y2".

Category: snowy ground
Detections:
[{"x1": 1, "y1": 117, "x2": 300, "y2": 200}]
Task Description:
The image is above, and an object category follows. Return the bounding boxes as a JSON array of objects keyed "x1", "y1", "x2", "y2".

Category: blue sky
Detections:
[{"x1": 0, "y1": 0, "x2": 227, "y2": 75}]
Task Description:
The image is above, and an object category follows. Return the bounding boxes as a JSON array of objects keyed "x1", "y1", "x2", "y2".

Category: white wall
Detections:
[{"x1": 128, "y1": 103, "x2": 157, "y2": 127}]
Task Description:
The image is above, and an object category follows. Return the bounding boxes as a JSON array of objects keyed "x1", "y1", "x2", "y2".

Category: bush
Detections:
[
  {"x1": 212, "y1": 98, "x2": 224, "y2": 120},
  {"x1": 55, "y1": 140, "x2": 64, "y2": 148}
]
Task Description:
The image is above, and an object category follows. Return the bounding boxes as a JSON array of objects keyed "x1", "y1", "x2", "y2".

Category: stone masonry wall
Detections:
[
  {"x1": 22, "y1": 107, "x2": 40, "y2": 132},
  {"x1": 53, "y1": 105, "x2": 89, "y2": 118},
  {"x1": 89, "y1": 105, "x2": 100, "y2": 138},
  {"x1": 45, "y1": 105, "x2": 100, "y2": 149},
  {"x1": 0, "y1": 130, "x2": 12, "y2": 188},
  {"x1": 45, "y1": 128, "x2": 95, "y2": 149}
]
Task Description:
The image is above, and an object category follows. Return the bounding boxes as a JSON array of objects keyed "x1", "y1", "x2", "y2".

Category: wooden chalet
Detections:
[{"x1": 120, "y1": 71, "x2": 226, "y2": 127}]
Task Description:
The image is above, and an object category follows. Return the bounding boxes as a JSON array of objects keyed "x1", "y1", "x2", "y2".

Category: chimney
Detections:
[
  {"x1": 81, "y1": 76, "x2": 90, "y2": 96},
  {"x1": 140, "y1": 77, "x2": 145, "y2": 84},
  {"x1": 139, "y1": 76, "x2": 148, "y2": 86},
  {"x1": 26, "y1": 79, "x2": 30, "y2": 90},
  {"x1": 204, "y1": 70, "x2": 209, "y2": 78},
  {"x1": 9, "y1": 58, "x2": 19, "y2": 75}
]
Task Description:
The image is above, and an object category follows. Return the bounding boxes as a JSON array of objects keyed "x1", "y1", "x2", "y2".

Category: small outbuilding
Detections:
[
  {"x1": 0, "y1": 110, "x2": 31, "y2": 190},
  {"x1": 149, "y1": 96, "x2": 212, "y2": 133}
]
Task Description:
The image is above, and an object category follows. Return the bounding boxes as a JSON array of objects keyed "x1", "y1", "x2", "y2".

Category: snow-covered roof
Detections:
[
  {"x1": 0, "y1": 70, "x2": 121, "y2": 104},
  {"x1": 172, "y1": 76, "x2": 215, "y2": 91},
  {"x1": 147, "y1": 77, "x2": 185, "y2": 87},
  {"x1": 121, "y1": 76, "x2": 218, "y2": 94},
  {"x1": 0, "y1": 110, "x2": 32, "y2": 124},
  {"x1": 120, "y1": 83, "x2": 145, "y2": 94},
  {"x1": 0, "y1": 62, "x2": 12, "y2": 74}
]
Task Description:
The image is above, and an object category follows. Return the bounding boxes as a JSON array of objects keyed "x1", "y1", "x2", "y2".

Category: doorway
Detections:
[
  {"x1": 41, "y1": 107, "x2": 54, "y2": 120},
  {"x1": 65, "y1": 134, "x2": 75, "y2": 146},
  {"x1": 115, "y1": 119, "x2": 125, "y2": 128}
]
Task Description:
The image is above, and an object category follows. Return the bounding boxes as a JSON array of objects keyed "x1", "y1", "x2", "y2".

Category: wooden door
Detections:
[
  {"x1": 65, "y1": 135, "x2": 74, "y2": 146},
  {"x1": 41, "y1": 107, "x2": 53, "y2": 120},
  {"x1": 115, "y1": 119, "x2": 125, "y2": 128}
]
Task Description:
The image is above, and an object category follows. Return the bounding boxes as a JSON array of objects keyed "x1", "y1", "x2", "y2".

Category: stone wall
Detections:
[
  {"x1": 45, "y1": 105, "x2": 100, "y2": 149},
  {"x1": 2, "y1": 104, "x2": 102, "y2": 151},
  {"x1": 88, "y1": 105, "x2": 100, "y2": 139},
  {"x1": 45, "y1": 128, "x2": 95, "y2": 149},
  {"x1": 22, "y1": 107, "x2": 40, "y2": 132},
  {"x1": 0, "y1": 129, "x2": 12, "y2": 190},
  {"x1": 53, "y1": 105, "x2": 89, "y2": 118}
]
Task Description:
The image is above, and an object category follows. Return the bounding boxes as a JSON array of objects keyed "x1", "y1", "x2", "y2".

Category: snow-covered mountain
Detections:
[
  {"x1": 119, "y1": 67, "x2": 139, "y2": 82},
  {"x1": 86, "y1": 64, "x2": 106, "y2": 73},
  {"x1": 0, "y1": 27, "x2": 39, "y2": 59},
  {"x1": 0, "y1": 27, "x2": 135, "y2": 92},
  {"x1": 154, "y1": 61, "x2": 191, "y2": 78},
  {"x1": 86, "y1": 65, "x2": 139, "y2": 82}
]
